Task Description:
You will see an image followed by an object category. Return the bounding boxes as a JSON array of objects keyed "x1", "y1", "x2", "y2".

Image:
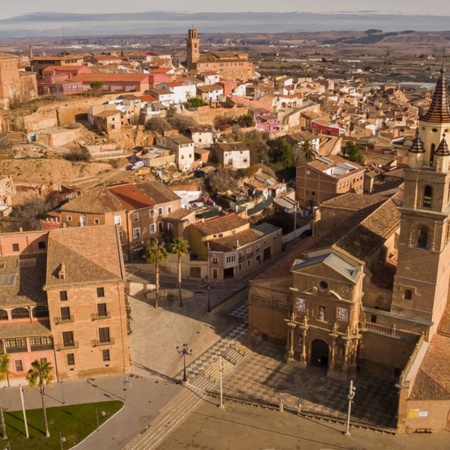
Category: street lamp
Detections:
[
  {"x1": 96, "y1": 408, "x2": 106, "y2": 431},
  {"x1": 344, "y1": 380, "x2": 356, "y2": 436},
  {"x1": 123, "y1": 377, "x2": 132, "y2": 402},
  {"x1": 176, "y1": 343, "x2": 192, "y2": 384},
  {"x1": 59, "y1": 432, "x2": 66, "y2": 450},
  {"x1": 206, "y1": 243, "x2": 211, "y2": 313}
]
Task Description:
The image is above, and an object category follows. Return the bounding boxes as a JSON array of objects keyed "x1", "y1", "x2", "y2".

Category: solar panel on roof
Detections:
[{"x1": 0, "y1": 273, "x2": 16, "y2": 286}]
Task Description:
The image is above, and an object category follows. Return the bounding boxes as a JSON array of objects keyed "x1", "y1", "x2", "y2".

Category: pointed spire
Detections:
[
  {"x1": 420, "y1": 67, "x2": 450, "y2": 123},
  {"x1": 408, "y1": 130, "x2": 425, "y2": 153},
  {"x1": 435, "y1": 133, "x2": 450, "y2": 156}
]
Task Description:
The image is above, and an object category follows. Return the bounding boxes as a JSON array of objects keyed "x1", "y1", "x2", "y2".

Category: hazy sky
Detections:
[{"x1": 1, "y1": 0, "x2": 450, "y2": 19}]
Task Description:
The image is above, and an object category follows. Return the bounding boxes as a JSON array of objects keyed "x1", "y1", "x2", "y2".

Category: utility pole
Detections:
[{"x1": 344, "y1": 380, "x2": 356, "y2": 436}]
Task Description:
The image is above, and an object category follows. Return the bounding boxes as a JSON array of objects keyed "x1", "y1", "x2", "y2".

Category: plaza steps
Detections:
[
  {"x1": 126, "y1": 375, "x2": 215, "y2": 450},
  {"x1": 203, "y1": 357, "x2": 235, "y2": 382},
  {"x1": 223, "y1": 346, "x2": 245, "y2": 366}
]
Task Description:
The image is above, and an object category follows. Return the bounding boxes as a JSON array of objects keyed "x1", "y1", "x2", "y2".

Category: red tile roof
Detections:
[
  {"x1": 194, "y1": 213, "x2": 249, "y2": 237},
  {"x1": 107, "y1": 184, "x2": 155, "y2": 210}
]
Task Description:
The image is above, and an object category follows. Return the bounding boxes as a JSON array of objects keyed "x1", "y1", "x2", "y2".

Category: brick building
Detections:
[
  {"x1": 0, "y1": 226, "x2": 130, "y2": 384},
  {"x1": 186, "y1": 28, "x2": 255, "y2": 82},
  {"x1": 296, "y1": 155, "x2": 365, "y2": 208},
  {"x1": 248, "y1": 70, "x2": 450, "y2": 432}
]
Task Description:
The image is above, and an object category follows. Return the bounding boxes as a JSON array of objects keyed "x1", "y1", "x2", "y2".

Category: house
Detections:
[
  {"x1": 93, "y1": 110, "x2": 122, "y2": 133},
  {"x1": 188, "y1": 213, "x2": 282, "y2": 280},
  {"x1": 0, "y1": 226, "x2": 130, "y2": 384},
  {"x1": 157, "y1": 80, "x2": 196, "y2": 104},
  {"x1": 188, "y1": 127, "x2": 214, "y2": 148},
  {"x1": 156, "y1": 135, "x2": 195, "y2": 171},
  {"x1": 38, "y1": 66, "x2": 90, "y2": 96},
  {"x1": 71, "y1": 73, "x2": 151, "y2": 94},
  {"x1": 211, "y1": 142, "x2": 250, "y2": 170},
  {"x1": 196, "y1": 84, "x2": 224, "y2": 104},
  {"x1": 31, "y1": 54, "x2": 86, "y2": 79},
  {"x1": 296, "y1": 155, "x2": 365, "y2": 208},
  {"x1": 86, "y1": 54, "x2": 123, "y2": 66}
]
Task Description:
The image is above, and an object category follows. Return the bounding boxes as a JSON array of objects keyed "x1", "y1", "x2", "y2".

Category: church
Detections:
[
  {"x1": 248, "y1": 68, "x2": 450, "y2": 432},
  {"x1": 186, "y1": 28, "x2": 255, "y2": 82}
]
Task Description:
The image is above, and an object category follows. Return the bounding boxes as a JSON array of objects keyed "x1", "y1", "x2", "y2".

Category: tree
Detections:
[
  {"x1": 206, "y1": 169, "x2": 239, "y2": 194},
  {"x1": 299, "y1": 139, "x2": 317, "y2": 163},
  {"x1": 185, "y1": 97, "x2": 207, "y2": 108},
  {"x1": 168, "y1": 115, "x2": 199, "y2": 133},
  {"x1": 145, "y1": 239, "x2": 168, "y2": 308},
  {"x1": 26, "y1": 359, "x2": 54, "y2": 438},
  {"x1": 171, "y1": 237, "x2": 189, "y2": 307},
  {"x1": 90, "y1": 81, "x2": 104, "y2": 96},
  {"x1": 145, "y1": 117, "x2": 171, "y2": 133},
  {"x1": 0, "y1": 352, "x2": 9, "y2": 440},
  {"x1": 271, "y1": 138, "x2": 294, "y2": 168},
  {"x1": 238, "y1": 113, "x2": 255, "y2": 128},
  {"x1": 341, "y1": 141, "x2": 365, "y2": 164}
]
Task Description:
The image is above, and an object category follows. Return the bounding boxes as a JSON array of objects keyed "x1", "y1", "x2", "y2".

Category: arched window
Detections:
[
  {"x1": 423, "y1": 185, "x2": 433, "y2": 208},
  {"x1": 33, "y1": 306, "x2": 49, "y2": 318},
  {"x1": 11, "y1": 308, "x2": 29, "y2": 320},
  {"x1": 0, "y1": 310, "x2": 8, "y2": 321},
  {"x1": 417, "y1": 226, "x2": 429, "y2": 249}
]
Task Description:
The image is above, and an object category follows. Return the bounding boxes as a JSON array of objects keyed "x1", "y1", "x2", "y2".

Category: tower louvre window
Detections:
[
  {"x1": 423, "y1": 185, "x2": 432, "y2": 208},
  {"x1": 417, "y1": 226, "x2": 429, "y2": 249}
]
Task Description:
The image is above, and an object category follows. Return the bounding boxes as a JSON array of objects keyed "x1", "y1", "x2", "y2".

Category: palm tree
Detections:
[
  {"x1": 146, "y1": 238, "x2": 168, "y2": 308},
  {"x1": 299, "y1": 139, "x2": 318, "y2": 163},
  {"x1": 171, "y1": 237, "x2": 189, "y2": 307},
  {"x1": 26, "y1": 359, "x2": 54, "y2": 438},
  {"x1": 0, "y1": 351, "x2": 9, "y2": 440}
]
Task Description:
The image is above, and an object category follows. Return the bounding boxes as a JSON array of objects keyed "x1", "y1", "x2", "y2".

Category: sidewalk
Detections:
[{"x1": 2, "y1": 373, "x2": 181, "y2": 450}]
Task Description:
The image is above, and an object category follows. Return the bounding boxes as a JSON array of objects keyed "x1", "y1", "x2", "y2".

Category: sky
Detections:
[{"x1": 1, "y1": 0, "x2": 450, "y2": 19}]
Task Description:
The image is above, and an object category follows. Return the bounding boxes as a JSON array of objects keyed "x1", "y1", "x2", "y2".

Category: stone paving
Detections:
[{"x1": 201, "y1": 303, "x2": 399, "y2": 430}]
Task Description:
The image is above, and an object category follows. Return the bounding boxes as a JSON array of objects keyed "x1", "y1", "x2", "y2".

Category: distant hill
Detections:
[{"x1": 0, "y1": 11, "x2": 449, "y2": 38}]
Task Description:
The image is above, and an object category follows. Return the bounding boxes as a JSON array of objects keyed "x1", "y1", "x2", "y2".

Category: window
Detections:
[
  {"x1": 114, "y1": 215, "x2": 122, "y2": 226},
  {"x1": 12, "y1": 243, "x2": 19, "y2": 252},
  {"x1": 15, "y1": 360, "x2": 23, "y2": 372},
  {"x1": 67, "y1": 353, "x2": 75, "y2": 366},
  {"x1": 370, "y1": 315, "x2": 377, "y2": 323},
  {"x1": 62, "y1": 331, "x2": 74, "y2": 347},
  {"x1": 97, "y1": 303, "x2": 107, "y2": 317},
  {"x1": 226, "y1": 255, "x2": 236, "y2": 264},
  {"x1": 404, "y1": 289, "x2": 412, "y2": 300},
  {"x1": 97, "y1": 287, "x2": 105, "y2": 298},
  {"x1": 94, "y1": 218, "x2": 100, "y2": 225},
  {"x1": 158, "y1": 207, "x2": 163, "y2": 215},
  {"x1": 132, "y1": 228, "x2": 141, "y2": 240},
  {"x1": 149, "y1": 210, "x2": 155, "y2": 218},
  {"x1": 158, "y1": 222, "x2": 164, "y2": 232},
  {"x1": 60, "y1": 306, "x2": 71, "y2": 321},
  {"x1": 423, "y1": 185, "x2": 432, "y2": 208},
  {"x1": 417, "y1": 226, "x2": 429, "y2": 249},
  {"x1": 99, "y1": 327, "x2": 111, "y2": 343},
  {"x1": 133, "y1": 213, "x2": 139, "y2": 222},
  {"x1": 38, "y1": 241, "x2": 46, "y2": 250},
  {"x1": 33, "y1": 305, "x2": 49, "y2": 318},
  {"x1": 11, "y1": 308, "x2": 29, "y2": 319},
  {"x1": 167, "y1": 206, "x2": 172, "y2": 214},
  {"x1": 0, "y1": 310, "x2": 7, "y2": 321},
  {"x1": 60, "y1": 291, "x2": 68, "y2": 301},
  {"x1": 150, "y1": 224, "x2": 156, "y2": 234},
  {"x1": 67, "y1": 216, "x2": 72, "y2": 222},
  {"x1": 5, "y1": 338, "x2": 27, "y2": 352},
  {"x1": 102, "y1": 349, "x2": 111, "y2": 362},
  {"x1": 312, "y1": 192, "x2": 315, "y2": 196}
]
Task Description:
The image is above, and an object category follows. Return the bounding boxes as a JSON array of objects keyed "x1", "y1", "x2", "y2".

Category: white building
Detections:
[
  {"x1": 156, "y1": 135, "x2": 195, "y2": 171},
  {"x1": 212, "y1": 142, "x2": 250, "y2": 170}
]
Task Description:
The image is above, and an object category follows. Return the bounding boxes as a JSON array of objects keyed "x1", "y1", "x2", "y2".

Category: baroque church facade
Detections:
[{"x1": 248, "y1": 69, "x2": 450, "y2": 432}]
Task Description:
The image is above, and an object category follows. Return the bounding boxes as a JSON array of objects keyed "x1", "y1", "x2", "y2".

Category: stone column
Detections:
[
  {"x1": 300, "y1": 330, "x2": 307, "y2": 366},
  {"x1": 284, "y1": 313, "x2": 297, "y2": 362}
]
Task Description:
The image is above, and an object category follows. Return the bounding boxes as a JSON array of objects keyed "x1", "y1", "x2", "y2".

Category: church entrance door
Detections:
[{"x1": 311, "y1": 339, "x2": 329, "y2": 367}]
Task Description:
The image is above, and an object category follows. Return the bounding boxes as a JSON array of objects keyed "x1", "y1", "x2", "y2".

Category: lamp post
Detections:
[
  {"x1": 60, "y1": 380, "x2": 65, "y2": 405},
  {"x1": 344, "y1": 380, "x2": 356, "y2": 436},
  {"x1": 123, "y1": 377, "x2": 132, "y2": 402},
  {"x1": 219, "y1": 356, "x2": 224, "y2": 409},
  {"x1": 206, "y1": 243, "x2": 211, "y2": 313},
  {"x1": 176, "y1": 343, "x2": 192, "y2": 384},
  {"x1": 19, "y1": 385, "x2": 29, "y2": 439},
  {"x1": 96, "y1": 408, "x2": 106, "y2": 431},
  {"x1": 59, "y1": 432, "x2": 66, "y2": 450}
]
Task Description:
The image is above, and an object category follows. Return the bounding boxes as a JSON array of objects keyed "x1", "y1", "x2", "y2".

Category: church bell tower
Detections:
[
  {"x1": 391, "y1": 68, "x2": 450, "y2": 339},
  {"x1": 186, "y1": 28, "x2": 200, "y2": 70}
]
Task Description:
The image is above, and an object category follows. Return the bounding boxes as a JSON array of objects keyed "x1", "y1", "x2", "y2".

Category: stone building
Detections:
[{"x1": 248, "y1": 69, "x2": 450, "y2": 432}]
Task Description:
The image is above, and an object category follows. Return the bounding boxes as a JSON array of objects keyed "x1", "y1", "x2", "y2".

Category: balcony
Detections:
[
  {"x1": 56, "y1": 341, "x2": 79, "y2": 351},
  {"x1": 90, "y1": 312, "x2": 111, "y2": 321},
  {"x1": 92, "y1": 338, "x2": 115, "y2": 347},
  {"x1": 53, "y1": 315, "x2": 74, "y2": 325},
  {"x1": 6, "y1": 346, "x2": 28, "y2": 354},
  {"x1": 31, "y1": 343, "x2": 53, "y2": 352}
]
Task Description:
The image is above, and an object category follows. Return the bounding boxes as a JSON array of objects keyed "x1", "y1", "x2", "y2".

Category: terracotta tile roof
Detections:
[
  {"x1": 0, "y1": 253, "x2": 47, "y2": 307},
  {"x1": 60, "y1": 185, "x2": 124, "y2": 214},
  {"x1": 45, "y1": 225, "x2": 124, "y2": 289},
  {"x1": 212, "y1": 142, "x2": 249, "y2": 153},
  {"x1": 410, "y1": 333, "x2": 450, "y2": 400},
  {"x1": 107, "y1": 184, "x2": 155, "y2": 210},
  {"x1": 0, "y1": 322, "x2": 51, "y2": 339},
  {"x1": 254, "y1": 237, "x2": 316, "y2": 281},
  {"x1": 307, "y1": 155, "x2": 364, "y2": 178},
  {"x1": 72, "y1": 73, "x2": 149, "y2": 83},
  {"x1": 320, "y1": 193, "x2": 385, "y2": 212},
  {"x1": 208, "y1": 229, "x2": 262, "y2": 251},
  {"x1": 164, "y1": 209, "x2": 194, "y2": 221},
  {"x1": 95, "y1": 110, "x2": 120, "y2": 118},
  {"x1": 136, "y1": 182, "x2": 181, "y2": 204},
  {"x1": 194, "y1": 213, "x2": 249, "y2": 237}
]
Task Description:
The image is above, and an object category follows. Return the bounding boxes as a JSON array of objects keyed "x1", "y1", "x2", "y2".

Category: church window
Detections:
[
  {"x1": 417, "y1": 226, "x2": 429, "y2": 249},
  {"x1": 431, "y1": 143, "x2": 436, "y2": 154},
  {"x1": 432, "y1": 128, "x2": 438, "y2": 133},
  {"x1": 423, "y1": 185, "x2": 432, "y2": 208},
  {"x1": 319, "y1": 281, "x2": 328, "y2": 291},
  {"x1": 404, "y1": 289, "x2": 412, "y2": 300}
]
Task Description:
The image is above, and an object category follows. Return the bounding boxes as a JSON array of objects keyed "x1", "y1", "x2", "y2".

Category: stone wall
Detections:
[{"x1": 404, "y1": 400, "x2": 450, "y2": 432}]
